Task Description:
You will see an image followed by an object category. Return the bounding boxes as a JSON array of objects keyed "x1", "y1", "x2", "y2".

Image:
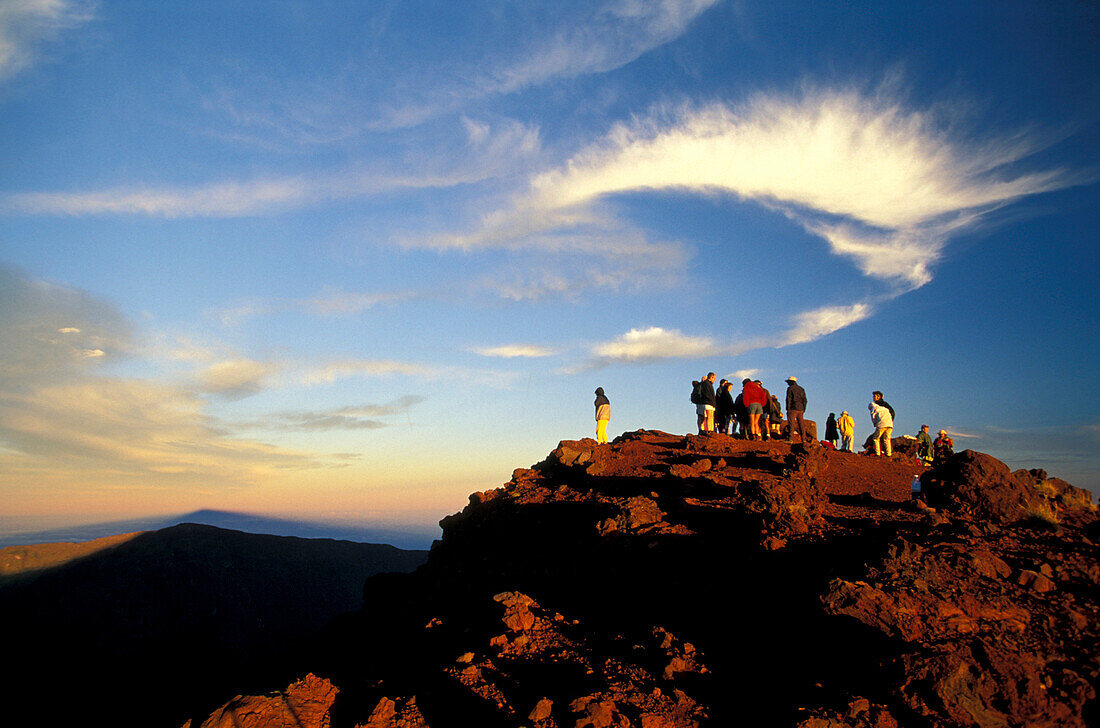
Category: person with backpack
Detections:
[{"x1": 693, "y1": 372, "x2": 717, "y2": 433}]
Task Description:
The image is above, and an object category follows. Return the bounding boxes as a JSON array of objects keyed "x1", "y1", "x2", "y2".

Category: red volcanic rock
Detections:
[
  {"x1": 184, "y1": 430, "x2": 1096, "y2": 728},
  {"x1": 358, "y1": 696, "x2": 429, "y2": 728},
  {"x1": 190, "y1": 673, "x2": 337, "y2": 728},
  {"x1": 922, "y1": 450, "x2": 1044, "y2": 523}
]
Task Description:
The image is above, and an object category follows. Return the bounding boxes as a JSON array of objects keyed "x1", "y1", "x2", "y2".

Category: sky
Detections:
[{"x1": 1, "y1": 0, "x2": 1098, "y2": 542}]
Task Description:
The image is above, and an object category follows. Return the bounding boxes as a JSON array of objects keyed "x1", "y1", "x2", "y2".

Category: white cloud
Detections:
[
  {"x1": 778, "y1": 303, "x2": 873, "y2": 347},
  {"x1": 298, "y1": 359, "x2": 434, "y2": 386},
  {"x1": 472, "y1": 344, "x2": 558, "y2": 358},
  {"x1": 523, "y1": 88, "x2": 1073, "y2": 288},
  {"x1": 0, "y1": 0, "x2": 93, "y2": 81},
  {"x1": 731, "y1": 368, "x2": 759, "y2": 381},
  {"x1": 592, "y1": 326, "x2": 719, "y2": 362},
  {"x1": 196, "y1": 358, "x2": 275, "y2": 400}
]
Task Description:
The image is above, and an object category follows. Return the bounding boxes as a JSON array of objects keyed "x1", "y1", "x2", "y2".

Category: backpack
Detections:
[{"x1": 690, "y1": 380, "x2": 702, "y2": 405}]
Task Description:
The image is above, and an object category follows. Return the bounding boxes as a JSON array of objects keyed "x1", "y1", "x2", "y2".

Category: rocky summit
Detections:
[{"x1": 187, "y1": 431, "x2": 1099, "y2": 728}]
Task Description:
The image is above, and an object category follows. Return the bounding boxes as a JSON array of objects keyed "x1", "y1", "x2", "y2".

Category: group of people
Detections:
[
  {"x1": 593, "y1": 380, "x2": 956, "y2": 465},
  {"x1": 690, "y1": 373, "x2": 810, "y2": 443}
]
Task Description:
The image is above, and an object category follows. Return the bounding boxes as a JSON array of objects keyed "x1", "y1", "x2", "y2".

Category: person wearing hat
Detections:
[
  {"x1": 784, "y1": 376, "x2": 809, "y2": 445},
  {"x1": 933, "y1": 429, "x2": 954, "y2": 463},
  {"x1": 594, "y1": 387, "x2": 610, "y2": 444},
  {"x1": 837, "y1": 410, "x2": 855, "y2": 452},
  {"x1": 916, "y1": 424, "x2": 934, "y2": 466}
]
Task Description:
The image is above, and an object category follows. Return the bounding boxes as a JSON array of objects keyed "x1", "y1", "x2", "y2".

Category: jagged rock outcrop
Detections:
[{"x1": 187, "y1": 431, "x2": 1098, "y2": 728}]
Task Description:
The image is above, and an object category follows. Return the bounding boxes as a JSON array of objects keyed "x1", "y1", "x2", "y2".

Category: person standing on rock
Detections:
[
  {"x1": 868, "y1": 399, "x2": 894, "y2": 456},
  {"x1": 785, "y1": 376, "x2": 809, "y2": 445},
  {"x1": 741, "y1": 378, "x2": 767, "y2": 440},
  {"x1": 934, "y1": 429, "x2": 954, "y2": 462},
  {"x1": 825, "y1": 413, "x2": 839, "y2": 449},
  {"x1": 756, "y1": 380, "x2": 772, "y2": 441},
  {"x1": 872, "y1": 391, "x2": 895, "y2": 420},
  {"x1": 594, "y1": 387, "x2": 610, "y2": 444},
  {"x1": 697, "y1": 372, "x2": 717, "y2": 434},
  {"x1": 716, "y1": 379, "x2": 735, "y2": 434},
  {"x1": 837, "y1": 410, "x2": 855, "y2": 452},
  {"x1": 916, "y1": 424, "x2": 934, "y2": 466}
]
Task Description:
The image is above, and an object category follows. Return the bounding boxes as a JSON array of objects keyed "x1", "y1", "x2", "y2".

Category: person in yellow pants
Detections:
[{"x1": 594, "y1": 387, "x2": 610, "y2": 443}]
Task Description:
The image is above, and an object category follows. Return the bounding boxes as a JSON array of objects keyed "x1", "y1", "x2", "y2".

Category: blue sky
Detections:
[{"x1": 1, "y1": 1, "x2": 1098, "y2": 538}]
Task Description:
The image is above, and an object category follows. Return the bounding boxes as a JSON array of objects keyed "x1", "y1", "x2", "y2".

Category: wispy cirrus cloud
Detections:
[
  {"x1": 584, "y1": 301, "x2": 875, "y2": 367},
  {"x1": 238, "y1": 396, "x2": 426, "y2": 432},
  {"x1": 2, "y1": 116, "x2": 540, "y2": 218},
  {"x1": 0, "y1": 0, "x2": 94, "y2": 82},
  {"x1": 525, "y1": 88, "x2": 1074, "y2": 288},
  {"x1": 480, "y1": 0, "x2": 721, "y2": 96},
  {"x1": 472, "y1": 344, "x2": 558, "y2": 358}
]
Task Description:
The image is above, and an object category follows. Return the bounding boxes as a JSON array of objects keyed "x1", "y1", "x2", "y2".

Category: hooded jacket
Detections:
[{"x1": 594, "y1": 388, "x2": 610, "y2": 422}]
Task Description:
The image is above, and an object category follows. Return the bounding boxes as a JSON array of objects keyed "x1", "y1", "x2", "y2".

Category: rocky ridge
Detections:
[{"x1": 189, "y1": 431, "x2": 1099, "y2": 728}]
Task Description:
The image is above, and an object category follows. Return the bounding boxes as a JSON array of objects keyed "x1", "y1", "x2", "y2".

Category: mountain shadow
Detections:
[
  {"x1": 0, "y1": 508, "x2": 440, "y2": 550},
  {"x1": 0, "y1": 523, "x2": 429, "y2": 728}
]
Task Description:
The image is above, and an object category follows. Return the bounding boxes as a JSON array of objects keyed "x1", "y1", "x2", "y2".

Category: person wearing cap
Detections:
[
  {"x1": 594, "y1": 387, "x2": 611, "y2": 444},
  {"x1": 784, "y1": 376, "x2": 809, "y2": 445},
  {"x1": 916, "y1": 424, "x2": 934, "y2": 466},
  {"x1": 868, "y1": 398, "x2": 894, "y2": 456},
  {"x1": 872, "y1": 391, "x2": 895, "y2": 419},
  {"x1": 837, "y1": 410, "x2": 855, "y2": 452},
  {"x1": 933, "y1": 429, "x2": 954, "y2": 462}
]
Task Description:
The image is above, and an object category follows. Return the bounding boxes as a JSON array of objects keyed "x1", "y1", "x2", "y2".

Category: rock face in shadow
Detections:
[
  {"x1": 158, "y1": 434, "x2": 1100, "y2": 727},
  {"x1": 0, "y1": 523, "x2": 428, "y2": 728}
]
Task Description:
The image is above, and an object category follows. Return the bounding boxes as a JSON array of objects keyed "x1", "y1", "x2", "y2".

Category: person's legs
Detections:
[
  {"x1": 873, "y1": 428, "x2": 884, "y2": 455},
  {"x1": 842, "y1": 434, "x2": 853, "y2": 452},
  {"x1": 705, "y1": 406, "x2": 715, "y2": 432},
  {"x1": 596, "y1": 419, "x2": 608, "y2": 444},
  {"x1": 883, "y1": 427, "x2": 893, "y2": 456},
  {"x1": 788, "y1": 410, "x2": 805, "y2": 443}
]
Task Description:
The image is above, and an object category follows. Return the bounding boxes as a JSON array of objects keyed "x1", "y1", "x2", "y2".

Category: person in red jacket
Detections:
[{"x1": 741, "y1": 378, "x2": 768, "y2": 440}]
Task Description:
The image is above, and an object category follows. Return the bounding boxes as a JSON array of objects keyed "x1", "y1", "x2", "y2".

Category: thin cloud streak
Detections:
[
  {"x1": 2, "y1": 117, "x2": 541, "y2": 218},
  {"x1": 472, "y1": 345, "x2": 558, "y2": 358},
  {"x1": 0, "y1": 0, "x2": 93, "y2": 81}
]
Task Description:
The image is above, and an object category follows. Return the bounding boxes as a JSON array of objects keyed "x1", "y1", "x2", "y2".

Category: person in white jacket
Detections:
[{"x1": 868, "y1": 400, "x2": 894, "y2": 456}]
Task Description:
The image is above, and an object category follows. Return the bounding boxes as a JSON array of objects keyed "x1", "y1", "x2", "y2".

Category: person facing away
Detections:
[
  {"x1": 741, "y1": 378, "x2": 768, "y2": 440},
  {"x1": 755, "y1": 380, "x2": 772, "y2": 440},
  {"x1": 785, "y1": 376, "x2": 809, "y2": 444},
  {"x1": 837, "y1": 410, "x2": 855, "y2": 452},
  {"x1": 868, "y1": 398, "x2": 894, "y2": 456},
  {"x1": 716, "y1": 379, "x2": 735, "y2": 434},
  {"x1": 767, "y1": 394, "x2": 783, "y2": 438},
  {"x1": 915, "y1": 424, "x2": 934, "y2": 466},
  {"x1": 934, "y1": 429, "x2": 954, "y2": 462},
  {"x1": 594, "y1": 387, "x2": 610, "y2": 444},
  {"x1": 697, "y1": 372, "x2": 717, "y2": 434},
  {"x1": 825, "y1": 413, "x2": 839, "y2": 448}
]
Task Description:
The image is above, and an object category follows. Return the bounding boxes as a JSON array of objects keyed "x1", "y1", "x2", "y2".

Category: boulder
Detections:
[{"x1": 922, "y1": 450, "x2": 1038, "y2": 523}]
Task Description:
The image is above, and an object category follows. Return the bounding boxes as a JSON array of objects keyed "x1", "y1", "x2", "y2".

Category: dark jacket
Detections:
[
  {"x1": 825, "y1": 414, "x2": 838, "y2": 440},
  {"x1": 716, "y1": 384, "x2": 735, "y2": 416},
  {"x1": 786, "y1": 382, "x2": 807, "y2": 412},
  {"x1": 876, "y1": 397, "x2": 895, "y2": 419},
  {"x1": 699, "y1": 379, "x2": 716, "y2": 407}
]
